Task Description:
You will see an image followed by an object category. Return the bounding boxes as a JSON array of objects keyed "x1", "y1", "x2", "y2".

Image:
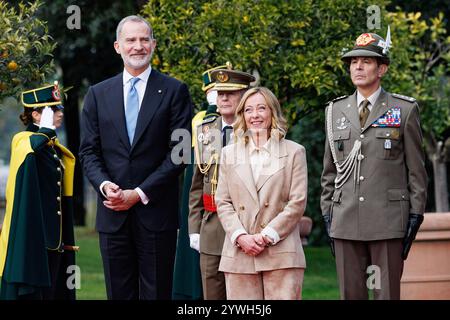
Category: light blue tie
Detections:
[{"x1": 126, "y1": 77, "x2": 140, "y2": 144}]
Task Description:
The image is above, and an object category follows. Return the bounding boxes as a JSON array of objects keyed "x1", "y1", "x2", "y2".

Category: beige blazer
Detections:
[{"x1": 215, "y1": 138, "x2": 308, "y2": 274}]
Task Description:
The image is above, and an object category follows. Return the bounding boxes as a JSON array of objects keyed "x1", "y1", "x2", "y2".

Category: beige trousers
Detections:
[{"x1": 224, "y1": 268, "x2": 304, "y2": 300}]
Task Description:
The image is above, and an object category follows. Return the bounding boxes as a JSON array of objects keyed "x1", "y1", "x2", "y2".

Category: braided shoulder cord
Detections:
[{"x1": 326, "y1": 102, "x2": 362, "y2": 190}]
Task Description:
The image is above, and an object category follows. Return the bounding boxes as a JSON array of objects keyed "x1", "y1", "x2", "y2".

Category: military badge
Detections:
[
  {"x1": 197, "y1": 132, "x2": 205, "y2": 143},
  {"x1": 355, "y1": 33, "x2": 376, "y2": 46},
  {"x1": 371, "y1": 107, "x2": 401, "y2": 127},
  {"x1": 336, "y1": 117, "x2": 349, "y2": 130},
  {"x1": 52, "y1": 88, "x2": 61, "y2": 101},
  {"x1": 216, "y1": 71, "x2": 229, "y2": 83}
]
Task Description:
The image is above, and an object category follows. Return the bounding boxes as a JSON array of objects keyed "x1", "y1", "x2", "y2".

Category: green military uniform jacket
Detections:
[
  {"x1": 320, "y1": 89, "x2": 427, "y2": 241},
  {"x1": 188, "y1": 116, "x2": 226, "y2": 255},
  {"x1": 0, "y1": 124, "x2": 76, "y2": 299}
]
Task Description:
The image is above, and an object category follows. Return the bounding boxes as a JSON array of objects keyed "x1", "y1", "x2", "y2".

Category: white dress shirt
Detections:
[{"x1": 99, "y1": 66, "x2": 152, "y2": 205}]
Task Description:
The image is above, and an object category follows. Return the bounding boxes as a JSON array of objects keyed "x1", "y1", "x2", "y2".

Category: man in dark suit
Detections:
[{"x1": 79, "y1": 15, "x2": 193, "y2": 300}]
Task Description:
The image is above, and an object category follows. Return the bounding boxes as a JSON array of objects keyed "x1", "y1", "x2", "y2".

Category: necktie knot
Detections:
[{"x1": 130, "y1": 77, "x2": 140, "y2": 88}]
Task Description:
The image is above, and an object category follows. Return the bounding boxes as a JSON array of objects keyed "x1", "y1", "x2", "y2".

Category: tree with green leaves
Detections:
[
  {"x1": 0, "y1": 0, "x2": 55, "y2": 101},
  {"x1": 384, "y1": 11, "x2": 450, "y2": 212}
]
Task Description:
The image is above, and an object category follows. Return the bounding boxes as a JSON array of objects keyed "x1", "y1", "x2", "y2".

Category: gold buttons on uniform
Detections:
[
  {"x1": 260, "y1": 223, "x2": 266, "y2": 228},
  {"x1": 264, "y1": 202, "x2": 269, "y2": 207},
  {"x1": 360, "y1": 134, "x2": 365, "y2": 139},
  {"x1": 359, "y1": 197, "x2": 365, "y2": 202},
  {"x1": 239, "y1": 205, "x2": 245, "y2": 211},
  {"x1": 359, "y1": 176, "x2": 365, "y2": 181}
]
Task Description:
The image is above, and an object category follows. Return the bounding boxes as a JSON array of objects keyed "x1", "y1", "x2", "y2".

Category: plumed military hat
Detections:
[
  {"x1": 342, "y1": 30, "x2": 391, "y2": 65},
  {"x1": 202, "y1": 62, "x2": 233, "y2": 92},
  {"x1": 21, "y1": 81, "x2": 64, "y2": 109},
  {"x1": 210, "y1": 67, "x2": 255, "y2": 92}
]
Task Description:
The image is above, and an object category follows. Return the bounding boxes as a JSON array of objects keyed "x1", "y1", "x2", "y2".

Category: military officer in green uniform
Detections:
[
  {"x1": 172, "y1": 64, "x2": 224, "y2": 299},
  {"x1": 321, "y1": 31, "x2": 428, "y2": 300},
  {"x1": 188, "y1": 66, "x2": 255, "y2": 299},
  {"x1": 0, "y1": 82, "x2": 77, "y2": 300}
]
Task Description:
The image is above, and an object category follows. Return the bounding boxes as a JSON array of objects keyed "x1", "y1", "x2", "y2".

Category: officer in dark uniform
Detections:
[
  {"x1": 0, "y1": 82, "x2": 77, "y2": 300},
  {"x1": 188, "y1": 65, "x2": 255, "y2": 299},
  {"x1": 321, "y1": 31, "x2": 428, "y2": 300}
]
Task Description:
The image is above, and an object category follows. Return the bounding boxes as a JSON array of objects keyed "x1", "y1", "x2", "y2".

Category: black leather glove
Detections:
[
  {"x1": 402, "y1": 213, "x2": 424, "y2": 260},
  {"x1": 323, "y1": 214, "x2": 335, "y2": 257}
]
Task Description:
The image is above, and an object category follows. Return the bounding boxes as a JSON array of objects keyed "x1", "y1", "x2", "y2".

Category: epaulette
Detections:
[
  {"x1": 327, "y1": 95, "x2": 348, "y2": 104},
  {"x1": 200, "y1": 115, "x2": 218, "y2": 125},
  {"x1": 392, "y1": 93, "x2": 416, "y2": 102}
]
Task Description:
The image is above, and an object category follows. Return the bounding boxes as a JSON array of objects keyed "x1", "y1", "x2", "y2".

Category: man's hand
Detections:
[
  {"x1": 236, "y1": 234, "x2": 266, "y2": 256},
  {"x1": 103, "y1": 189, "x2": 140, "y2": 211},
  {"x1": 402, "y1": 213, "x2": 424, "y2": 260},
  {"x1": 323, "y1": 213, "x2": 335, "y2": 257},
  {"x1": 103, "y1": 182, "x2": 123, "y2": 204}
]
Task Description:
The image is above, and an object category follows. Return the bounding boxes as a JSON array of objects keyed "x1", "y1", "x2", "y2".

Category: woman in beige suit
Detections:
[{"x1": 215, "y1": 87, "x2": 308, "y2": 300}]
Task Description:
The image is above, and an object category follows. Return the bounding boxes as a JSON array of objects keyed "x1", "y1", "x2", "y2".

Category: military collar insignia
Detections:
[
  {"x1": 392, "y1": 93, "x2": 416, "y2": 102},
  {"x1": 371, "y1": 106, "x2": 401, "y2": 128},
  {"x1": 356, "y1": 33, "x2": 376, "y2": 46}
]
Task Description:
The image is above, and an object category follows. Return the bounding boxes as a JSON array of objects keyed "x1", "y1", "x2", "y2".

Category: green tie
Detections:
[{"x1": 359, "y1": 99, "x2": 370, "y2": 128}]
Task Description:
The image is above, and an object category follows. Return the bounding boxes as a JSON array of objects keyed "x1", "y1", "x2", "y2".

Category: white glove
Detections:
[
  {"x1": 189, "y1": 233, "x2": 200, "y2": 253},
  {"x1": 39, "y1": 106, "x2": 55, "y2": 130},
  {"x1": 206, "y1": 90, "x2": 218, "y2": 105}
]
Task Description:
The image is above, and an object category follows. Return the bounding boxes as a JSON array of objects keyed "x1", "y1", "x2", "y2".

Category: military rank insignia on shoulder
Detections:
[
  {"x1": 201, "y1": 116, "x2": 217, "y2": 125},
  {"x1": 392, "y1": 93, "x2": 416, "y2": 103}
]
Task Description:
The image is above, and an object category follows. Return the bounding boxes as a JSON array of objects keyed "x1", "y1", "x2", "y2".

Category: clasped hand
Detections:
[
  {"x1": 102, "y1": 182, "x2": 140, "y2": 211},
  {"x1": 236, "y1": 233, "x2": 273, "y2": 257}
]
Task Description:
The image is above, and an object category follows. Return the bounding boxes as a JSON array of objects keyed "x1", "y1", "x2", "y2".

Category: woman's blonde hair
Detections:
[{"x1": 233, "y1": 87, "x2": 288, "y2": 143}]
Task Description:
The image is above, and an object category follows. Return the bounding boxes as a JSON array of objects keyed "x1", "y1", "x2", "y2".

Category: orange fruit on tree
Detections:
[{"x1": 7, "y1": 61, "x2": 18, "y2": 71}]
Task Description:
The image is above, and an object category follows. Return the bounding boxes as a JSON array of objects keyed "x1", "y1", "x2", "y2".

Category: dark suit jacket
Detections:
[{"x1": 79, "y1": 69, "x2": 193, "y2": 233}]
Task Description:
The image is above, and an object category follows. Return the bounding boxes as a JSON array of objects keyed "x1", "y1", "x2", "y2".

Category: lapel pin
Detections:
[{"x1": 158, "y1": 89, "x2": 162, "y2": 94}]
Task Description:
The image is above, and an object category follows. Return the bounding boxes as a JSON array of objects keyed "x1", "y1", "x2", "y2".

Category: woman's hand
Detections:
[{"x1": 236, "y1": 234, "x2": 266, "y2": 256}]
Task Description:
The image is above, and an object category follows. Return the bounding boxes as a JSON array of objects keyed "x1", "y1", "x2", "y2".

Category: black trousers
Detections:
[{"x1": 99, "y1": 212, "x2": 177, "y2": 300}]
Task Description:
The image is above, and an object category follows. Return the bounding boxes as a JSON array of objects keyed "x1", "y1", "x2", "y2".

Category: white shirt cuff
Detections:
[
  {"x1": 99, "y1": 180, "x2": 112, "y2": 198},
  {"x1": 261, "y1": 226, "x2": 280, "y2": 245},
  {"x1": 135, "y1": 187, "x2": 149, "y2": 205},
  {"x1": 231, "y1": 228, "x2": 248, "y2": 246}
]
